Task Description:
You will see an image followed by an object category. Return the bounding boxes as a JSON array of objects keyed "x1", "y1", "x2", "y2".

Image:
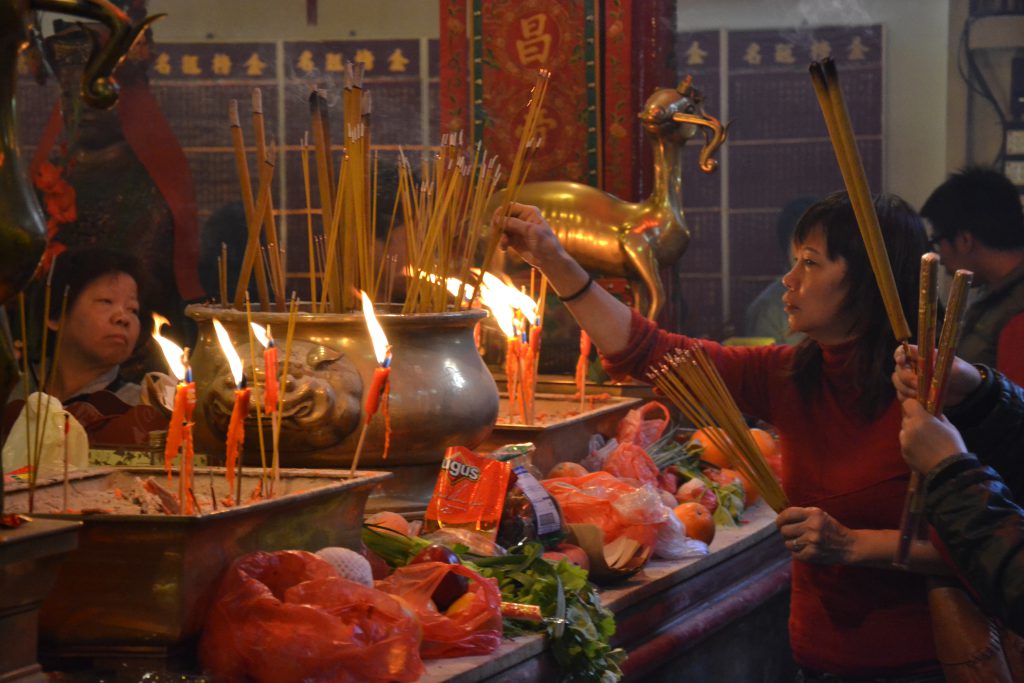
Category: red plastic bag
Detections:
[
  {"x1": 199, "y1": 550, "x2": 424, "y2": 683},
  {"x1": 616, "y1": 401, "x2": 670, "y2": 449},
  {"x1": 376, "y1": 561, "x2": 503, "y2": 659},
  {"x1": 542, "y1": 471, "x2": 661, "y2": 548},
  {"x1": 602, "y1": 441, "x2": 660, "y2": 486}
]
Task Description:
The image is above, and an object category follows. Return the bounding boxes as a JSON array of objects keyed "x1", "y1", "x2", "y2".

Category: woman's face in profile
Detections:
[{"x1": 57, "y1": 272, "x2": 141, "y2": 368}]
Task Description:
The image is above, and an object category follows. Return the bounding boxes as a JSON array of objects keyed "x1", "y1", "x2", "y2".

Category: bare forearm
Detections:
[
  {"x1": 536, "y1": 250, "x2": 633, "y2": 356},
  {"x1": 847, "y1": 529, "x2": 952, "y2": 575}
]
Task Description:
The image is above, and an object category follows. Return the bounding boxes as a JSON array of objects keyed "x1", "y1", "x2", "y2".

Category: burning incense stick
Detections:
[{"x1": 809, "y1": 59, "x2": 910, "y2": 345}]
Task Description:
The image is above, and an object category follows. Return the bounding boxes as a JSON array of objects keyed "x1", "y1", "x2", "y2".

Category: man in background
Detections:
[{"x1": 921, "y1": 167, "x2": 1024, "y2": 386}]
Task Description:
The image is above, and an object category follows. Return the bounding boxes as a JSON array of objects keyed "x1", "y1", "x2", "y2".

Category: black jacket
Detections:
[{"x1": 925, "y1": 368, "x2": 1024, "y2": 633}]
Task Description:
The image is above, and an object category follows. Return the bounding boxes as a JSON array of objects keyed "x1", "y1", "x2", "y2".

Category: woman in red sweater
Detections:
[{"x1": 496, "y1": 192, "x2": 947, "y2": 681}]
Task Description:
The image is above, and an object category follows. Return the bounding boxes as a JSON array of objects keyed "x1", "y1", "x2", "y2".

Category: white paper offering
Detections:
[{"x1": 2, "y1": 392, "x2": 89, "y2": 480}]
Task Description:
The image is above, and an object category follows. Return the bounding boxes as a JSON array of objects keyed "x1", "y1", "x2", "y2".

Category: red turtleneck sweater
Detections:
[{"x1": 602, "y1": 311, "x2": 938, "y2": 677}]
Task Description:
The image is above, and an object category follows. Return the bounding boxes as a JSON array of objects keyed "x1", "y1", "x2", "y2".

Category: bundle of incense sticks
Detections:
[
  {"x1": 649, "y1": 346, "x2": 788, "y2": 512},
  {"x1": 396, "y1": 137, "x2": 503, "y2": 314},
  {"x1": 229, "y1": 93, "x2": 286, "y2": 311},
  {"x1": 894, "y1": 265, "x2": 973, "y2": 567},
  {"x1": 809, "y1": 58, "x2": 910, "y2": 345},
  {"x1": 476, "y1": 69, "x2": 551, "y2": 297}
]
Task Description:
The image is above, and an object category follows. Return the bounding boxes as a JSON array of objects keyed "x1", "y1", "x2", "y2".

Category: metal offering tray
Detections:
[
  {"x1": 4, "y1": 466, "x2": 390, "y2": 659},
  {"x1": 481, "y1": 394, "x2": 642, "y2": 475}
]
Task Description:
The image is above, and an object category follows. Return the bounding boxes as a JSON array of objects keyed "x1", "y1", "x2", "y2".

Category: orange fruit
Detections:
[
  {"x1": 689, "y1": 427, "x2": 733, "y2": 469},
  {"x1": 546, "y1": 461, "x2": 589, "y2": 479},
  {"x1": 673, "y1": 502, "x2": 716, "y2": 545},
  {"x1": 750, "y1": 428, "x2": 778, "y2": 459},
  {"x1": 751, "y1": 428, "x2": 783, "y2": 481}
]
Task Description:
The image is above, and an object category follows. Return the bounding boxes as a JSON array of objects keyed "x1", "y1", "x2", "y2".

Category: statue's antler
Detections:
[{"x1": 672, "y1": 111, "x2": 728, "y2": 173}]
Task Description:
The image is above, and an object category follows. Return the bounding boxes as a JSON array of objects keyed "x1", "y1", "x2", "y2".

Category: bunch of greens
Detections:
[{"x1": 468, "y1": 541, "x2": 626, "y2": 683}]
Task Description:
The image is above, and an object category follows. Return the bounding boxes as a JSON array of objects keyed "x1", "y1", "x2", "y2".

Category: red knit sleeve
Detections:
[
  {"x1": 996, "y1": 313, "x2": 1024, "y2": 388},
  {"x1": 599, "y1": 309, "x2": 693, "y2": 381},
  {"x1": 599, "y1": 310, "x2": 791, "y2": 424}
]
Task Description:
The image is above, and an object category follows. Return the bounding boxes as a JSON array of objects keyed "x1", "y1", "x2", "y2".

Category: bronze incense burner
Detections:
[{"x1": 186, "y1": 304, "x2": 500, "y2": 469}]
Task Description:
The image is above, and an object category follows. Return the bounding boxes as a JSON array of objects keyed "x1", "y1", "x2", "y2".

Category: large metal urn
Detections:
[{"x1": 186, "y1": 304, "x2": 499, "y2": 475}]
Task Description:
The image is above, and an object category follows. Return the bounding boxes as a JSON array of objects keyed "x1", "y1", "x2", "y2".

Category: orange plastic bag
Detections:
[
  {"x1": 542, "y1": 471, "x2": 661, "y2": 548},
  {"x1": 616, "y1": 400, "x2": 670, "y2": 449},
  {"x1": 199, "y1": 550, "x2": 424, "y2": 683},
  {"x1": 602, "y1": 441, "x2": 660, "y2": 486},
  {"x1": 376, "y1": 561, "x2": 503, "y2": 659}
]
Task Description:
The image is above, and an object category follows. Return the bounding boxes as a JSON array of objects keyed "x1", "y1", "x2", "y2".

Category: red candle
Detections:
[
  {"x1": 576, "y1": 330, "x2": 591, "y2": 407},
  {"x1": 225, "y1": 385, "x2": 251, "y2": 498},
  {"x1": 263, "y1": 329, "x2": 278, "y2": 414},
  {"x1": 164, "y1": 381, "x2": 189, "y2": 479},
  {"x1": 364, "y1": 365, "x2": 391, "y2": 421}
]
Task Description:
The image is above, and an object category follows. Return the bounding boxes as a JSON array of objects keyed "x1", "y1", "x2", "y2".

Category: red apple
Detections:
[
  {"x1": 555, "y1": 543, "x2": 590, "y2": 571},
  {"x1": 410, "y1": 544, "x2": 469, "y2": 611},
  {"x1": 676, "y1": 478, "x2": 718, "y2": 514}
]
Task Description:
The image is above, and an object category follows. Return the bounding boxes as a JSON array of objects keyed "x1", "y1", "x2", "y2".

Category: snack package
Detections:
[
  {"x1": 492, "y1": 443, "x2": 566, "y2": 549},
  {"x1": 423, "y1": 446, "x2": 511, "y2": 543}
]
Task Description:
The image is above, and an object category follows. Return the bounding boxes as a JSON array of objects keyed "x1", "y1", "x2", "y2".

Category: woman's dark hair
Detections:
[
  {"x1": 44, "y1": 247, "x2": 152, "y2": 351},
  {"x1": 789, "y1": 191, "x2": 929, "y2": 421}
]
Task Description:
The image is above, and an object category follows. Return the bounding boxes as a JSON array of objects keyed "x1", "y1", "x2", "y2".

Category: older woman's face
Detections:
[{"x1": 57, "y1": 272, "x2": 140, "y2": 368}]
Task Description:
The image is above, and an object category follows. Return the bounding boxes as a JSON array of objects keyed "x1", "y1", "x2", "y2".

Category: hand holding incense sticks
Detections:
[{"x1": 894, "y1": 267, "x2": 973, "y2": 567}]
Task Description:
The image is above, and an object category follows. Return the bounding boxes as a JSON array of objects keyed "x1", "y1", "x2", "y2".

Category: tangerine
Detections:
[
  {"x1": 674, "y1": 502, "x2": 715, "y2": 545},
  {"x1": 546, "y1": 461, "x2": 589, "y2": 479},
  {"x1": 751, "y1": 428, "x2": 783, "y2": 481},
  {"x1": 750, "y1": 428, "x2": 778, "y2": 459},
  {"x1": 689, "y1": 427, "x2": 733, "y2": 469}
]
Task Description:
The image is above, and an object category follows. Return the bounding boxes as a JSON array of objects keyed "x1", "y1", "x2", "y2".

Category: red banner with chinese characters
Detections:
[
  {"x1": 443, "y1": 0, "x2": 600, "y2": 185},
  {"x1": 440, "y1": 0, "x2": 674, "y2": 197}
]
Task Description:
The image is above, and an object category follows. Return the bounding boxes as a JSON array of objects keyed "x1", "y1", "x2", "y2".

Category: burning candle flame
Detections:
[
  {"x1": 359, "y1": 290, "x2": 390, "y2": 366},
  {"x1": 152, "y1": 313, "x2": 186, "y2": 381},
  {"x1": 479, "y1": 271, "x2": 538, "y2": 322},
  {"x1": 250, "y1": 322, "x2": 269, "y2": 348},
  {"x1": 212, "y1": 319, "x2": 245, "y2": 388}
]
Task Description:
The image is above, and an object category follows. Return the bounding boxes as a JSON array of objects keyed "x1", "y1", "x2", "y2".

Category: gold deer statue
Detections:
[{"x1": 493, "y1": 76, "x2": 726, "y2": 319}]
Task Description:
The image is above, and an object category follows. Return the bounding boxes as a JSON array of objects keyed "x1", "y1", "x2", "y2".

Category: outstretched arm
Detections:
[{"x1": 496, "y1": 202, "x2": 633, "y2": 356}]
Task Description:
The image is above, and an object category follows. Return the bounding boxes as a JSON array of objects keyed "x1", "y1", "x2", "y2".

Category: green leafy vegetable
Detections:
[{"x1": 468, "y1": 541, "x2": 626, "y2": 683}]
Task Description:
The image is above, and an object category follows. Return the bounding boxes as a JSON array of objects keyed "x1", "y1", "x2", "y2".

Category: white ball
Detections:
[{"x1": 316, "y1": 547, "x2": 373, "y2": 587}]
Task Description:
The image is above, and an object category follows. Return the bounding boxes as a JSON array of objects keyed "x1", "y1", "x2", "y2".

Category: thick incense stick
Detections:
[
  {"x1": 894, "y1": 268, "x2": 973, "y2": 567},
  {"x1": 229, "y1": 100, "x2": 270, "y2": 309},
  {"x1": 233, "y1": 152, "x2": 275, "y2": 308},
  {"x1": 810, "y1": 59, "x2": 910, "y2": 343},
  {"x1": 300, "y1": 133, "x2": 317, "y2": 306},
  {"x1": 251, "y1": 89, "x2": 285, "y2": 308}
]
